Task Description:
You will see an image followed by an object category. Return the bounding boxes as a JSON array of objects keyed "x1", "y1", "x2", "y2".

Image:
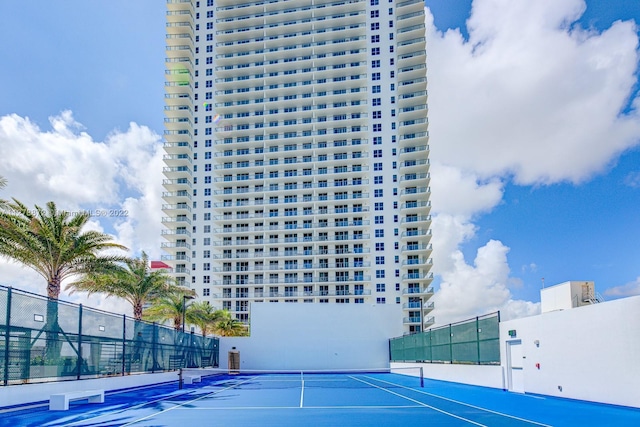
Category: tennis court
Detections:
[{"x1": 2, "y1": 369, "x2": 639, "y2": 427}]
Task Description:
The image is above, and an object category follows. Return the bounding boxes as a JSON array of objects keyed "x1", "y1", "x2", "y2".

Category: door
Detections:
[{"x1": 506, "y1": 340, "x2": 525, "y2": 393}]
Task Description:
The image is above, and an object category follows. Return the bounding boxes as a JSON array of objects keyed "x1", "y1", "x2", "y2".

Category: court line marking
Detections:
[
  {"x1": 361, "y1": 375, "x2": 552, "y2": 427},
  {"x1": 349, "y1": 376, "x2": 487, "y2": 427},
  {"x1": 63, "y1": 388, "x2": 200, "y2": 426},
  {"x1": 65, "y1": 377, "x2": 254, "y2": 427},
  {"x1": 172, "y1": 405, "x2": 430, "y2": 410},
  {"x1": 119, "y1": 376, "x2": 259, "y2": 427}
]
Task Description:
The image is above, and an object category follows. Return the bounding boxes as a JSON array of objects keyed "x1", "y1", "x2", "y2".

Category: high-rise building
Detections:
[{"x1": 162, "y1": 0, "x2": 433, "y2": 333}]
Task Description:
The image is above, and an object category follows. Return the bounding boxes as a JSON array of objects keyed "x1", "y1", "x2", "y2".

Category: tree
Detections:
[
  {"x1": 67, "y1": 251, "x2": 182, "y2": 321},
  {"x1": 0, "y1": 199, "x2": 126, "y2": 360},
  {"x1": 142, "y1": 288, "x2": 196, "y2": 331},
  {"x1": 214, "y1": 310, "x2": 249, "y2": 337},
  {"x1": 187, "y1": 301, "x2": 224, "y2": 336},
  {"x1": 0, "y1": 175, "x2": 7, "y2": 210}
]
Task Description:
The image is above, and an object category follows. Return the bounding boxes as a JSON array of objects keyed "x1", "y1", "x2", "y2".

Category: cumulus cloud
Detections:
[
  {"x1": 0, "y1": 111, "x2": 164, "y2": 308},
  {"x1": 426, "y1": 0, "x2": 640, "y2": 325},
  {"x1": 603, "y1": 277, "x2": 640, "y2": 298},
  {"x1": 426, "y1": 0, "x2": 640, "y2": 185}
]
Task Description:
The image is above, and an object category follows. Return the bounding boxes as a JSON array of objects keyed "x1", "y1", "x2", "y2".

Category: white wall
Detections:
[
  {"x1": 391, "y1": 362, "x2": 504, "y2": 389},
  {"x1": 0, "y1": 372, "x2": 178, "y2": 409},
  {"x1": 500, "y1": 294, "x2": 640, "y2": 408},
  {"x1": 219, "y1": 303, "x2": 403, "y2": 371}
]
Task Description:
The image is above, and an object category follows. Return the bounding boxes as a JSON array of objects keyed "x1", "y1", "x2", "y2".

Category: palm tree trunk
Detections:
[
  {"x1": 44, "y1": 276, "x2": 62, "y2": 363},
  {"x1": 133, "y1": 301, "x2": 143, "y2": 321}
]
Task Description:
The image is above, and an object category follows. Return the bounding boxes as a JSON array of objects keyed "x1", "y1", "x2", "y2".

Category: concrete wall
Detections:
[
  {"x1": 0, "y1": 372, "x2": 178, "y2": 409},
  {"x1": 391, "y1": 361, "x2": 504, "y2": 389},
  {"x1": 219, "y1": 303, "x2": 403, "y2": 371},
  {"x1": 500, "y1": 294, "x2": 640, "y2": 408}
]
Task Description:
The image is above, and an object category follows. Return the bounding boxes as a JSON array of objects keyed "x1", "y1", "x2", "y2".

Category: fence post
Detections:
[
  {"x1": 476, "y1": 316, "x2": 481, "y2": 365},
  {"x1": 3, "y1": 287, "x2": 12, "y2": 386},
  {"x1": 449, "y1": 324, "x2": 453, "y2": 364},
  {"x1": 77, "y1": 304, "x2": 83, "y2": 380},
  {"x1": 122, "y1": 315, "x2": 126, "y2": 376},
  {"x1": 152, "y1": 322, "x2": 157, "y2": 373}
]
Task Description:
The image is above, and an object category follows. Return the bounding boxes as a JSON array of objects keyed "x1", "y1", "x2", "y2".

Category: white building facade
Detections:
[{"x1": 162, "y1": 0, "x2": 433, "y2": 333}]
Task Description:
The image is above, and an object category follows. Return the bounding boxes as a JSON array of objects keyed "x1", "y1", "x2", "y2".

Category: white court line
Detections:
[
  {"x1": 349, "y1": 376, "x2": 487, "y2": 427},
  {"x1": 119, "y1": 377, "x2": 259, "y2": 427},
  {"x1": 172, "y1": 405, "x2": 427, "y2": 410},
  {"x1": 362, "y1": 375, "x2": 552, "y2": 427},
  {"x1": 64, "y1": 377, "x2": 241, "y2": 426}
]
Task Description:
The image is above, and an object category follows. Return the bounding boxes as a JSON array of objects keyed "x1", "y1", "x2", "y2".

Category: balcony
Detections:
[{"x1": 402, "y1": 287, "x2": 434, "y2": 296}]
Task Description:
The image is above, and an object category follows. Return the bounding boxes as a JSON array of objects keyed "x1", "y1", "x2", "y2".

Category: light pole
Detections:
[{"x1": 182, "y1": 294, "x2": 195, "y2": 334}]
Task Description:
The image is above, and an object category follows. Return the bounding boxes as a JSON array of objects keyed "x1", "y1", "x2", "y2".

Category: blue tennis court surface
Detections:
[{"x1": 1, "y1": 372, "x2": 639, "y2": 426}]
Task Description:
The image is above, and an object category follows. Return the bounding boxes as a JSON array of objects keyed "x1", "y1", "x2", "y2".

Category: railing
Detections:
[{"x1": 0, "y1": 285, "x2": 219, "y2": 386}]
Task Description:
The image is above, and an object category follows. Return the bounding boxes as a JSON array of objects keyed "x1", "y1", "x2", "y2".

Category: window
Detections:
[
  {"x1": 376, "y1": 297, "x2": 386, "y2": 304},
  {"x1": 374, "y1": 176, "x2": 383, "y2": 184},
  {"x1": 375, "y1": 202, "x2": 384, "y2": 211},
  {"x1": 373, "y1": 111, "x2": 382, "y2": 119},
  {"x1": 371, "y1": 22, "x2": 380, "y2": 30},
  {"x1": 375, "y1": 229, "x2": 384, "y2": 237},
  {"x1": 376, "y1": 283, "x2": 386, "y2": 292},
  {"x1": 373, "y1": 98, "x2": 381, "y2": 106},
  {"x1": 371, "y1": 10, "x2": 379, "y2": 18},
  {"x1": 372, "y1": 85, "x2": 381, "y2": 93},
  {"x1": 376, "y1": 269, "x2": 385, "y2": 278},
  {"x1": 374, "y1": 162, "x2": 383, "y2": 171},
  {"x1": 371, "y1": 35, "x2": 380, "y2": 43},
  {"x1": 372, "y1": 47, "x2": 380, "y2": 56},
  {"x1": 374, "y1": 189, "x2": 383, "y2": 197},
  {"x1": 376, "y1": 256, "x2": 385, "y2": 265}
]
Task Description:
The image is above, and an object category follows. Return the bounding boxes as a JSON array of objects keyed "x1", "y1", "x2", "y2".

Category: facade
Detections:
[{"x1": 162, "y1": 0, "x2": 433, "y2": 333}]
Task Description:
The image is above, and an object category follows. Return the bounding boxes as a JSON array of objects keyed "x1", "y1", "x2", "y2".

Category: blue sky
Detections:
[{"x1": 0, "y1": 0, "x2": 639, "y2": 322}]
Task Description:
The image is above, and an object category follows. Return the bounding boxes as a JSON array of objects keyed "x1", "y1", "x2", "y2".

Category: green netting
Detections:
[
  {"x1": 0, "y1": 285, "x2": 220, "y2": 386},
  {"x1": 390, "y1": 313, "x2": 500, "y2": 365}
]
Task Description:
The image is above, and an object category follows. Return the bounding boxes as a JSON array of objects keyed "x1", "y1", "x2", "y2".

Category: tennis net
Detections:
[{"x1": 178, "y1": 366, "x2": 424, "y2": 390}]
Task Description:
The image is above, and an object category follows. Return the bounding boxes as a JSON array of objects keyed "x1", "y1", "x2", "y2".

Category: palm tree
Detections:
[
  {"x1": 142, "y1": 288, "x2": 196, "y2": 331},
  {"x1": 0, "y1": 175, "x2": 7, "y2": 210},
  {"x1": 66, "y1": 251, "x2": 182, "y2": 321},
  {"x1": 214, "y1": 310, "x2": 248, "y2": 337},
  {"x1": 187, "y1": 301, "x2": 224, "y2": 336},
  {"x1": 0, "y1": 199, "x2": 126, "y2": 360}
]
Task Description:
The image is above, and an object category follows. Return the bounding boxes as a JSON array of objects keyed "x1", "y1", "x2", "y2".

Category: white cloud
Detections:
[
  {"x1": 426, "y1": 1, "x2": 640, "y2": 185},
  {"x1": 603, "y1": 277, "x2": 640, "y2": 298},
  {"x1": 431, "y1": 238, "x2": 540, "y2": 325},
  {"x1": 623, "y1": 171, "x2": 640, "y2": 188},
  {"x1": 0, "y1": 111, "x2": 164, "y2": 306},
  {"x1": 424, "y1": 0, "x2": 640, "y2": 324}
]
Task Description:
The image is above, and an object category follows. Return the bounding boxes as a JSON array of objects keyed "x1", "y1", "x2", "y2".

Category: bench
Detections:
[
  {"x1": 49, "y1": 389, "x2": 105, "y2": 411},
  {"x1": 183, "y1": 374, "x2": 201, "y2": 385}
]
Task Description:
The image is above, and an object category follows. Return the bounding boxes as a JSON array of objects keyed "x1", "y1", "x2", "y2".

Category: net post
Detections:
[
  {"x1": 420, "y1": 367, "x2": 424, "y2": 388},
  {"x1": 178, "y1": 367, "x2": 183, "y2": 390}
]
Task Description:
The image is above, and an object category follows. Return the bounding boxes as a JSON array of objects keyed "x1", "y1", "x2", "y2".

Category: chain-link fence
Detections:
[
  {"x1": 0, "y1": 285, "x2": 219, "y2": 385},
  {"x1": 390, "y1": 312, "x2": 500, "y2": 365}
]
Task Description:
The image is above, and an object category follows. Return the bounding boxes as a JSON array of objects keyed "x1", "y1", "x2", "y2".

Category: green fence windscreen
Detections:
[
  {"x1": 390, "y1": 312, "x2": 500, "y2": 365},
  {"x1": 0, "y1": 285, "x2": 220, "y2": 386}
]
